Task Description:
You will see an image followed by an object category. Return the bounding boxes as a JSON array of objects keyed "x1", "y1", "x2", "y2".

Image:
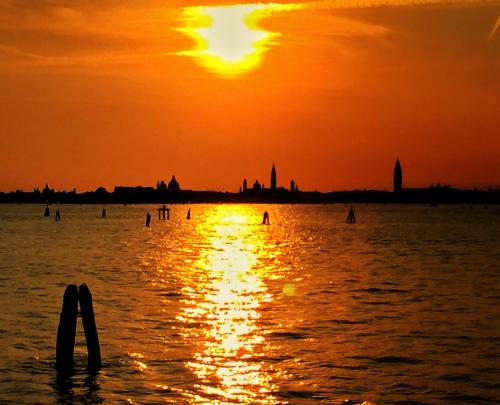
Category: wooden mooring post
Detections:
[
  {"x1": 55, "y1": 284, "x2": 102, "y2": 374},
  {"x1": 347, "y1": 206, "x2": 356, "y2": 224},
  {"x1": 157, "y1": 205, "x2": 170, "y2": 220},
  {"x1": 55, "y1": 285, "x2": 78, "y2": 373},
  {"x1": 79, "y1": 284, "x2": 102, "y2": 372}
]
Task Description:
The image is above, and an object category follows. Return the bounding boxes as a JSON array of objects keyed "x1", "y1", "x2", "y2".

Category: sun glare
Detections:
[
  {"x1": 177, "y1": 205, "x2": 279, "y2": 403},
  {"x1": 176, "y1": 4, "x2": 302, "y2": 78}
]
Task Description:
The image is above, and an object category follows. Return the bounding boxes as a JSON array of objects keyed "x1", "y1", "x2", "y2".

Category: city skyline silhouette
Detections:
[
  {"x1": 2, "y1": 159, "x2": 498, "y2": 205},
  {"x1": 0, "y1": 2, "x2": 498, "y2": 192}
]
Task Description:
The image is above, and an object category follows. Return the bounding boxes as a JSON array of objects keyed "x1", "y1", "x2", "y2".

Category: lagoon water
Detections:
[{"x1": 0, "y1": 204, "x2": 499, "y2": 404}]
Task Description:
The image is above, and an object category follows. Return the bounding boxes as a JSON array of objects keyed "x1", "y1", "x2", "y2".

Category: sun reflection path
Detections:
[
  {"x1": 177, "y1": 206, "x2": 280, "y2": 404},
  {"x1": 175, "y1": 3, "x2": 303, "y2": 78}
]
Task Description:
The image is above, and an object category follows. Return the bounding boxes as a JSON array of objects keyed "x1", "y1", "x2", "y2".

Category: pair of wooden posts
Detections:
[{"x1": 56, "y1": 284, "x2": 101, "y2": 373}]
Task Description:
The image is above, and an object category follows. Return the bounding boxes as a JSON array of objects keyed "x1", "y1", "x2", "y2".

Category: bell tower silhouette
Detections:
[
  {"x1": 394, "y1": 158, "x2": 403, "y2": 193},
  {"x1": 270, "y1": 163, "x2": 277, "y2": 191}
]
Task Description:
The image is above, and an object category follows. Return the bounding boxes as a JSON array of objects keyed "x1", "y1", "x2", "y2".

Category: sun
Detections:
[{"x1": 176, "y1": 4, "x2": 302, "y2": 78}]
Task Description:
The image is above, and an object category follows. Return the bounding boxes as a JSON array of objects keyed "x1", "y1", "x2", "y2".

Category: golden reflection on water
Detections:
[{"x1": 178, "y1": 205, "x2": 279, "y2": 404}]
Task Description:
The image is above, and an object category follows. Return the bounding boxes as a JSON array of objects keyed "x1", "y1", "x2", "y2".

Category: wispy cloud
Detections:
[
  {"x1": 0, "y1": 0, "x2": 498, "y2": 70},
  {"x1": 303, "y1": 0, "x2": 500, "y2": 42},
  {"x1": 305, "y1": 0, "x2": 499, "y2": 8}
]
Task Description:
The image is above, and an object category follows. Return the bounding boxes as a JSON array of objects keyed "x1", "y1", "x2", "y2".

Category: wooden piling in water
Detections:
[
  {"x1": 78, "y1": 284, "x2": 102, "y2": 372},
  {"x1": 262, "y1": 211, "x2": 270, "y2": 225},
  {"x1": 55, "y1": 284, "x2": 78, "y2": 373},
  {"x1": 157, "y1": 205, "x2": 170, "y2": 220},
  {"x1": 347, "y1": 206, "x2": 356, "y2": 224}
]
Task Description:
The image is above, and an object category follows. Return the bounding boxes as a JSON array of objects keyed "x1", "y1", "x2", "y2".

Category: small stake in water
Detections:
[
  {"x1": 102, "y1": 208, "x2": 107, "y2": 218},
  {"x1": 347, "y1": 206, "x2": 356, "y2": 224},
  {"x1": 55, "y1": 209, "x2": 61, "y2": 222},
  {"x1": 146, "y1": 212, "x2": 152, "y2": 227},
  {"x1": 187, "y1": 208, "x2": 191, "y2": 220},
  {"x1": 44, "y1": 204, "x2": 50, "y2": 217},
  {"x1": 262, "y1": 211, "x2": 270, "y2": 225}
]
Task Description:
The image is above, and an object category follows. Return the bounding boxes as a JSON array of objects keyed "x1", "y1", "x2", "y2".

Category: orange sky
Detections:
[{"x1": 0, "y1": 0, "x2": 499, "y2": 192}]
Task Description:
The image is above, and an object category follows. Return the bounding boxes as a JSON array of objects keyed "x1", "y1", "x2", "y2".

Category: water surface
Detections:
[{"x1": 0, "y1": 204, "x2": 499, "y2": 404}]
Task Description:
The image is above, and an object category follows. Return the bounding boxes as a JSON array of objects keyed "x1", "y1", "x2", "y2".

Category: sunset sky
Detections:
[{"x1": 0, "y1": 0, "x2": 499, "y2": 192}]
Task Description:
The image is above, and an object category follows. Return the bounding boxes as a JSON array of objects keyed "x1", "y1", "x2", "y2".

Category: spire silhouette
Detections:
[
  {"x1": 270, "y1": 162, "x2": 277, "y2": 191},
  {"x1": 394, "y1": 158, "x2": 403, "y2": 193}
]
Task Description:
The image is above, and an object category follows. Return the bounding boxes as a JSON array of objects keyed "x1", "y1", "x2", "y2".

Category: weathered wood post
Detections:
[
  {"x1": 262, "y1": 211, "x2": 270, "y2": 225},
  {"x1": 78, "y1": 284, "x2": 102, "y2": 372},
  {"x1": 44, "y1": 204, "x2": 50, "y2": 217},
  {"x1": 146, "y1": 212, "x2": 151, "y2": 227},
  {"x1": 55, "y1": 284, "x2": 78, "y2": 373},
  {"x1": 157, "y1": 206, "x2": 170, "y2": 220},
  {"x1": 347, "y1": 206, "x2": 356, "y2": 224}
]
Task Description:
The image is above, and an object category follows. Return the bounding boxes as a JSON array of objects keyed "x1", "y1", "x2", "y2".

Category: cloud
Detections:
[
  {"x1": 0, "y1": 1, "x2": 179, "y2": 69},
  {"x1": 301, "y1": 0, "x2": 500, "y2": 43},
  {"x1": 305, "y1": 0, "x2": 499, "y2": 9},
  {"x1": 0, "y1": 0, "x2": 497, "y2": 70}
]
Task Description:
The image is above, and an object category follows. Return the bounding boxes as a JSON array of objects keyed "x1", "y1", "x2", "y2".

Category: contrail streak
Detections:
[{"x1": 489, "y1": 14, "x2": 500, "y2": 40}]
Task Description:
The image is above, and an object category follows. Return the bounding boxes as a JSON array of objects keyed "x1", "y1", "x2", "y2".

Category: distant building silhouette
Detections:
[
  {"x1": 394, "y1": 158, "x2": 403, "y2": 193},
  {"x1": 157, "y1": 180, "x2": 167, "y2": 193},
  {"x1": 290, "y1": 180, "x2": 296, "y2": 192},
  {"x1": 243, "y1": 178, "x2": 248, "y2": 192},
  {"x1": 168, "y1": 175, "x2": 180, "y2": 192},
  {"x1": 270, "y1": 163, "x2": 277, "y2": 190},
  {"x1": 253, "y1": 180, "x2": 262, "y2": 190},
  {"x1": 42, "y1": 184, "x2": 54, "y2": 200}
]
